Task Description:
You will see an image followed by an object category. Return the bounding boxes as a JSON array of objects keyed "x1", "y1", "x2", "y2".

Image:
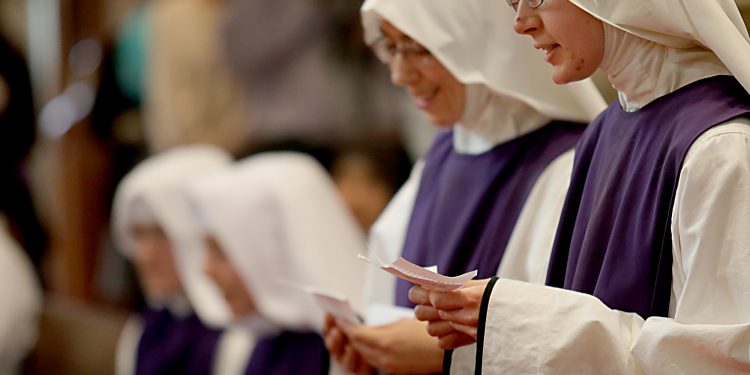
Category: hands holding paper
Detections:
[
  {"x1": 408, "y1": 279, "x2": 491, "y2": 350},
  {"x1": 324, "y1": 315, "x2": 443, "y2": 374}
]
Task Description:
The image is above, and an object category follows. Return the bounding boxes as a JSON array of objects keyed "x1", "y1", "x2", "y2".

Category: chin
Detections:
[
  {"x1": 427, "y1": 114, "x2": 457, "y2": 128},
  {"x1": 552, "y1": 64, "x2": 595, "y2": 85}
]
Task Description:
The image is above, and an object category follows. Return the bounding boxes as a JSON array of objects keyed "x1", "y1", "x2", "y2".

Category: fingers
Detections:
[
  {"x1": 438, "y1": 307, "x2": 479, "y2": 327},
  {"x1": 426, "y1": 319, "x2": 455, "y2": 338},
  {"x1": 449, "y1": 322, "x2": 478, "y2": 339},
  {"x1": 337, "y1": 322, "x2": 382, "y2": 349},
  {"x1": 354, "y1": 361, "x2": 373, "y2": 375},
  {"x1": 430, "y1": 283, "x2": 487, "y2": 311},
  {"x1": 428, "y1": 290, "x2": 469, "y2": 311},
  {"x1": 408, "y1": 285, "x2": 431, "y2": 305},
  {"x1": 324, "y1": 314, "x2": 336, "y2": 334},
  {"x1": 324, "y1": 326, "x2": 347, "y2": 360},
  {"x1": 414, "y1": 304, "x2": 441, "y2": 321},
  {"x1": 341, "y1": 345, "x2": 361, "y2": 373},
  {"x1": 437, "y1": 332, "x2": 476, "y2": 350}
]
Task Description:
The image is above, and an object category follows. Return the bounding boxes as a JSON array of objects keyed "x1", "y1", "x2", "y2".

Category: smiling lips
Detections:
[
  {"x1": 411, "y1": 89, "x2": 438, "y2": 110},
  {"x1": 535, "y1": 43, "x2": 560, "y2": 63}
]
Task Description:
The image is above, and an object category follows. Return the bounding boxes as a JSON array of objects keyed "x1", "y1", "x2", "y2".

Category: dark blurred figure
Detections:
[
  {"x1": 331, "y1": 133, "x2": 412, "y2": 232},
  {"x1": 0, "y1": 34, "x2": 48, "y2": 278},
  {"x1": 90, "y1": 6, "x2": 151, "y2": 308}
]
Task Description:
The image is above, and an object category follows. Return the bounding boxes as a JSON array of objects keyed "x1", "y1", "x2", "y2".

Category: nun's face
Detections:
[
  {"x1": 133, "y1": 225, "x2": 183, "y2": 298},
  {"x1": 513, "y1": 0, "x2": 604, "y2": 84},
  {"x1": 380, "y1": 21, "x2": 465, "y2": 127},
  {"x1": 203, "y1": 235, "x2": 256, "y2": 317}
]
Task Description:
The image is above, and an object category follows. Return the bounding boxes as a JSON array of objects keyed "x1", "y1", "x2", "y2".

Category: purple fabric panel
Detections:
[
  {"x1": 136, "y1": 308, "x2": 222, "y2": 375},
  {"x1": 395, "y1": 121, "x2": 584, "y2": 307},
  {"x1": 547, "y1": 76, "x2": 750, "y2": 318},
  {"x1": 244, "y1": 331, "x2": 328, "y2": 375}
]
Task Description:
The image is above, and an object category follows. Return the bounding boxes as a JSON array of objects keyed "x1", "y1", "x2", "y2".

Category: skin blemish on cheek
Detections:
[{"x1": 576, "y1": 58, "x2": 586, "y2": 71}]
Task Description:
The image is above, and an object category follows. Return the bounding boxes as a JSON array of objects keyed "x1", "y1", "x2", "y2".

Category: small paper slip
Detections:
[
  {"x1": 358, "y1": 254, "x2": 477, "y2": 291},
  {"x1": 302, "y1": 286, "x2": 362, "y2": 326}
]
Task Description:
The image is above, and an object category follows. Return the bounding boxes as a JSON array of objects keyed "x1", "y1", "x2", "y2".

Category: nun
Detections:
[
  {"x1": 411, "y1": 0, "x2": 750, "y2": 373},
  {"x1": 187, "y1": 152, "x2": 367, "y2": 375},
  {"x1": 323, "y1": 0, "x2": 606, "y2": 373},
  {"x1": 112, "y1": 145, "x2": 234, "y2": 375},
  {"x1": 0, "y1": 217, "x2": 42, "y2": 375}
]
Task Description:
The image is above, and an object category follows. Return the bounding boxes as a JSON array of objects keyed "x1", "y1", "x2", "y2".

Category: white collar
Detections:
[
  {"x1": 453, "y1": 84, "x2": 549, "y2": 155},
  {"x1": 600, "y1": 23, "x2": 730, "y2": 112}
]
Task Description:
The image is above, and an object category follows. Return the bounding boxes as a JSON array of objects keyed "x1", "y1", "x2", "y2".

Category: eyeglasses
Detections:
[
  {"x1": 371, "y1": 36, "x2": 435, "y2": 69},
  {"x1": 506, "y1": 0, "x2": 544, "y2": 11}
]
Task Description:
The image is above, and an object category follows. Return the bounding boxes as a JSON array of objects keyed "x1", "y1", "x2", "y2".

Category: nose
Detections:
[
  {"x1": 203, "y1": 252, "x2": 219, "y2": 281},
  {"x1": 135, "y1": 239, "x2": 157, "y2": 266},
  {"x1": 389, "y1": 53, "x2": 419, "y2": 87},
  {"x1": 513, "y1": 2, "x2": 541, "y2": 36}
]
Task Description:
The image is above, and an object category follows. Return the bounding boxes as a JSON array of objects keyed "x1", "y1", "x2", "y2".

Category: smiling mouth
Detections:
[
  {"x1": 534, "y1": 43, "x2": 560, "y2": 63},
  {"x1": 412, "y1": 90, "x2": 438, "y2": 110}
]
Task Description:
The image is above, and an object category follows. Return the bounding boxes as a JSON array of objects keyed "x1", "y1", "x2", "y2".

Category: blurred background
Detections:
[{"x1": 0, "y1": 0, "x2": 749, "y2": 373}]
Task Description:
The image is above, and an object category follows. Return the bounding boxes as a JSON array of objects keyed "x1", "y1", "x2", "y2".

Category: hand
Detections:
[
  {"x1": 324, "y1": 314, "x2": 373, "y2": 375},
  {"x1": 409, "y1": 279, "x2": 491, "y2": 346},
  {"x1": 412, "y1": 297, "x2": 477, "y2": 350},
  {"x1": 335, "y1": 318, "x2": 444, "y2": 374}
]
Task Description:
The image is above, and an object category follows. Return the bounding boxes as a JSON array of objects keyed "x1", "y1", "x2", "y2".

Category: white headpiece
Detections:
[
  {"x1": 361, "y1": 0, "x2": 607, "y2": 122},
  {"x1": 188, "y1": 152, "x2": 367, "y2": 332},
  {"x1": 112, "y1": 145, "x2": 233, "y2": 327},
  {"x1": 570, "y1": 0, "x2": 750, "y2": 94}
]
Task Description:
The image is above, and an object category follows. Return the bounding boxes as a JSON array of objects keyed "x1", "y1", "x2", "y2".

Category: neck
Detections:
[
  {"x1": 149, "y1": 294, "x2": 193, "y2": 318},
  {"x1": 600, "y1": 23, "x2": 729, "y2": 112},
  {"x1": 453, "y1": 84, "x2": 549, "y2": 154}
]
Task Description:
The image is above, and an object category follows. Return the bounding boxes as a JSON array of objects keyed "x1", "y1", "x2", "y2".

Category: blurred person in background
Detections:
[
  {"x1": 188, "y1": 152, "x2": 367, "y2": 375},
  {"x1": 0, "y1": 217, "x2": 42, "y2": 375},
  {"x1": 221, "y1": 0, "x2": 419, "y2": 155},
  {"x1": 324, "y1": 0, "x2": 606, "y2": 373},
  {"x1": 145, "y1": 0, "x2": 252, "y2": 156},
  {"x1": 112, "y1": 145, "x2": 235, "y2": 375},
  {"x1": 0, "y1": 33, "x2": 48, "y2": 279},
  {"x1": 330, "y1": 132, "x2": 412, "y2": 232}
]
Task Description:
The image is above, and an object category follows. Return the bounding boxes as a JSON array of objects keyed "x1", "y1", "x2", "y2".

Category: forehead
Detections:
[{"x1": 379, "y1": 19, "x2": 418, "y2": 44}]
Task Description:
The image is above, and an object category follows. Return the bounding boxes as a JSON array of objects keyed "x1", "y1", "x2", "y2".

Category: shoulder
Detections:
[{"x1": 684, "y1": 118, "x2": 750, "y2": 166}]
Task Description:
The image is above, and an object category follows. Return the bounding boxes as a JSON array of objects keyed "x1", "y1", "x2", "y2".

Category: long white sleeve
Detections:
[
  {"x1": 450, "y1": 149, "x2": 575, "y2": 373},
  {"x1": 362, "y1": 161, "x2": 424, "y2": 324},
  {"x1": 477, "y1": 119, "x2": 750, "y2": 374}
]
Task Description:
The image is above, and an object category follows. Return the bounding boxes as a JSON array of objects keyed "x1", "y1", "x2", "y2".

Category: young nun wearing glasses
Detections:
[
  {"x1": 323, "y1": 0, "x2": 606, "y2": 373},
  {"x1": 187, "y1": 152, "x2": 367, "y2": 375},
  {"x1": 112, "y1": 145, "x2": 237, "y2": 375},
  {"x1": 411, "y1": 0, "x2": 750, "y2": 373}
]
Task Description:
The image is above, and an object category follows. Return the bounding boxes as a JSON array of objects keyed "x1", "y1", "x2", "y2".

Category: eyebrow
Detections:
[{"x1": 378, "y1": 26, "x2": 416, "y2": 44}]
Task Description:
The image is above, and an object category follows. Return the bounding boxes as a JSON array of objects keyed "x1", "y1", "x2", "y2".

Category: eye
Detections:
[
  {"x1": 404, "y1": 43, "x2": 429, "y2": 56},
  {"x1": 384, "y1": 41, "x2": 397, "y2": 55}
]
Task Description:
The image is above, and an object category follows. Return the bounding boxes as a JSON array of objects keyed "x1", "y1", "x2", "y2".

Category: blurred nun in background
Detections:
[
  {"x1": 112, "y1": 145, "x2": 235, "y2": 375},
  {"x1": 187, "y1": 152, "x2": 367, "y2": 375}
]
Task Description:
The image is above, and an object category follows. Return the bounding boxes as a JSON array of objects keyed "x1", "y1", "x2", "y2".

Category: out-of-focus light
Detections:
[
  {"x1": 39, "y1": 81, "x2": 96, "y2": 139},
  {"x1": 68, "y1": 38, "x2": 103, "y2": 78}
]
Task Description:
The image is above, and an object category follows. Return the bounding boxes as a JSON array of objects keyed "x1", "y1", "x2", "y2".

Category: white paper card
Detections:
[
  {"x1": 358, "y1": 254, "x2": 477, "y2": 291},
  {"x1": 303, "y1": 286, "x2": 362, "y2": 326}
]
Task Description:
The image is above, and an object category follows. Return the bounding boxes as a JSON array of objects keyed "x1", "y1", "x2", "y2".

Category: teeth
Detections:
[{"x1": 536, "y1": 44, "x2": 557, "y2": 53}]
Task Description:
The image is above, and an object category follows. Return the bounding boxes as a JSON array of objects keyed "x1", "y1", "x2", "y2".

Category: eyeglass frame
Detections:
[
  {"x1": 506, "y1": 0, "x2": 544, "y2": 11},
  {"x1": 370, "y1": 36, "x2": 436, "y2": 70}
]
